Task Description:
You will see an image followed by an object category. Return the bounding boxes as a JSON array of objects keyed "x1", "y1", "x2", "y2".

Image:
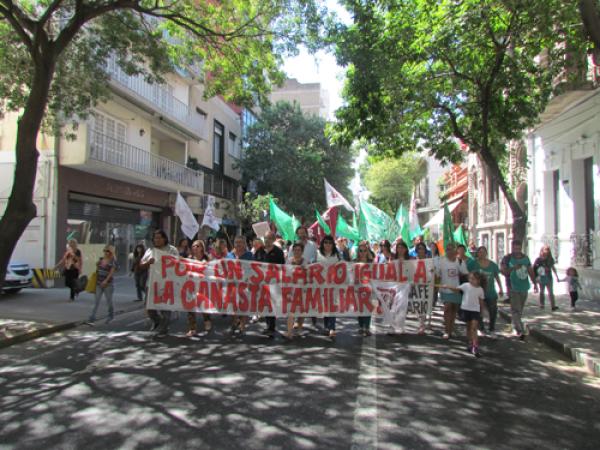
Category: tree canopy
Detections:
[
  {"x1": 0, "y1": 0, "x2": 332, "y2": 285},
  {"x1": 237, "y1": 101, "x2": 355, "y2": 221},
  {"x1": 361, "y1": 154, "x2": 426, "y2": 217},
  {"x1": 332, "y1": 0, "x2": 588, "y2": 240}
]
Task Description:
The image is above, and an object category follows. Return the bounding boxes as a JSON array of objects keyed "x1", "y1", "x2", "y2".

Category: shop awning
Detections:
[{"x1": 423, "y1": 199, "x2": 462, "y2": 228}]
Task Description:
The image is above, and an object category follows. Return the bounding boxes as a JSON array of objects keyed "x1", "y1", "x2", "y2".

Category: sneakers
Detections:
[
  {"x1": 442, "y1": 333, "x2": 450, "y2": 340},
  {"x1": 477, "y1": 329, "x2": 486, "y2": 337},
  {"x1": 551, "y1": 306, "x2": 559, "y2": 311},
  {"x1": 472, "y1": 347, "x2": 482, "y2": 358},
  {"x1": 186, "y1": 330, "x2": 196, "y2": 337}
]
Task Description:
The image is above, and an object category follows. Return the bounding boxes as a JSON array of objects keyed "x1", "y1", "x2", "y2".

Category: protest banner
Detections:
[{"x1": 146, "y1": 252, "x2": 434, "y2": 320}]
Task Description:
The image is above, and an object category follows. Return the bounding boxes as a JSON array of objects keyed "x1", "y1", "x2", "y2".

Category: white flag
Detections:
[
  {"x1": 175, "y1": 192, "x2": 200, "y2": 239},
  {"x1": 324, "y1": 178, "x2": 353, "y2": 211},
  {"x1": 201, "y1": 194, "x2": 222, "y2": 231}
]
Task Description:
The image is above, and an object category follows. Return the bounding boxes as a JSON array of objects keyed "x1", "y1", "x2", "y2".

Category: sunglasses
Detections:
[{"x1": 104, "y1": 249, "x2": 112, "y2": 253}]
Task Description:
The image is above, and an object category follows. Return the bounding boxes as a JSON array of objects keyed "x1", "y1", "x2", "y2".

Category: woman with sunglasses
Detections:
[
  {"x1": 317, "y1": 235, "x2": 341, "y2": 338},
  {"x1": 186, "y1": 240, "x2": 211, "y2": 336},
  {"x1": 355, "y1": 240, "x2": 375, "y2": 336},
  {"x1": 87, "y1": 245, "x2": 118, "y2": 324},
  {"x1": 376, "y1": 240, "x2": 393, "y2": 263}
]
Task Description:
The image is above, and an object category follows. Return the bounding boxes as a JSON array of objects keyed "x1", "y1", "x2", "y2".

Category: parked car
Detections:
[{"x1": 2, "y1": 261, "x2": 33, "y2": 294}]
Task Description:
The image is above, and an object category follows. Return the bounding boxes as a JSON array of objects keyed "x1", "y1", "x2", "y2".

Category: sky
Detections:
[{"x1": 282, "y1": 0, "x2": 351, "y2": 121}]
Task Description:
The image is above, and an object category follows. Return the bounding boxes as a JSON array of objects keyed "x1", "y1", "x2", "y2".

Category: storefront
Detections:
[{"x1": 57, "y1": 167, "x2": 171, "y2": 275}]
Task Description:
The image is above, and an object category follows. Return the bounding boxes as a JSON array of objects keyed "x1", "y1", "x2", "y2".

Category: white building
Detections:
[
  {"x1": 0, "y1": 57, "x2": 244, "y2": 276},
  {"x1": 415, "y1": 154, "x2": 446, "y2": 231},
  {"x1": 527, "y1": 53, "x2": 600, "y2": 299},
  {"x1": 269, "y1": 78, "x2": 330, "y2": 119}
]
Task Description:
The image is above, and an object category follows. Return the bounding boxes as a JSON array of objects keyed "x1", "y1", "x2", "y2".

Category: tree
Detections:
[
  {"x1": 332, "y1": 0, "x2": 587, "y2": 242},
  {"x1": 238, "y1": 101, "x2": 355, "y2": 220},
  {"x1": 579, "y1": 0, "x2": 600, "y2": 50},
  {"x1": 0, "y1": 0, "x2": 329, "y2": 286},
  {"x1": 238, "y1": 192, "x2": 271, "y2": 234},
  {"x1": 361, "y1": 154, "x2": 426, "y2": 217}
]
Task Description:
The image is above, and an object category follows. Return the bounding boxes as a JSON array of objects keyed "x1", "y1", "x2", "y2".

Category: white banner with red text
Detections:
[{"x1": 146, "y1": 252, "x2": 434, "y2": 322}]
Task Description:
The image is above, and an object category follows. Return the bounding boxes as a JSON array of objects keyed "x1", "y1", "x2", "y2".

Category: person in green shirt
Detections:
[
  {"x1": 469, "y1": 246, "x2": 504, "y2": 337},
  {"x1": 501, "y1": 240, "x2": 537, "y2": 340}
]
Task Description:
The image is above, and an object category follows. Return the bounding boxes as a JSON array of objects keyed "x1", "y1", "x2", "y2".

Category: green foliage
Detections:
[
  {"x1": 238, "y1": 193, "x2": 272, "y2": 230},
  {"x1": 331, "y1": 0, "x2": 587, "y2": 240},
  {"x1": 237, "y1": 101, "x2": 355, "y2": 220},
  {"x1": 0, "y1": 0, "x2": 331, "y2": 131},
  {"x1": 362, "y1": 154, "x2": 426, "y2": 216}
]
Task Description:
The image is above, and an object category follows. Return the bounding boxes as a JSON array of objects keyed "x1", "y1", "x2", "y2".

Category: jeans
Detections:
[
  {"x1": 358, "y1": 316, "x2": 371, "y2": 329},
  {"x1": 147, "y1": 309, "x2": 172, "y2": 333},
  {"x1": 134, "y1": 271, "x2": 148, "y2": 301},
  {"x1": 324, "y1": 316, "x2": 336, "y2": 331},
  {"x1": 510, "y1": 291, "x2": 528, "y2": 334},
  {"x1": 539, "y1": 280, "x2": 556, "y2": 308},
  {"x1": 479, "y1": 297, "x2": 498, "y2": 332},
  {"x1": 89, "y1": 283, "x2": 114, "y2": 321}
]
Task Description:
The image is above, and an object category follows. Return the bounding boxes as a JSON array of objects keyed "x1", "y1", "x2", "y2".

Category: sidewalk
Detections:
[
  {"x1": 0, "y1": 275, "x2": 144, "y2": 349},
  {"x1": 498, "y1": 291, "x2": 600, "y2": 377}
]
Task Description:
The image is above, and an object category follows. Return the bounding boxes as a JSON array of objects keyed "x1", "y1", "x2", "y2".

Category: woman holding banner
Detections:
[
  {"x1": 435, "y1": 243, "x2": 469, "y2": 340},
  {"x1": 140, "y1": 230, "x2": 179, "y2": 337},
  {"x1": 227, "y1": 236, "x2": 254, "y2": 335},
  {"x1": 355, "y1": 241, "x2": 375, "y2": 336},
  {"x1": 318, "y1": 235, "x2": 341, "y2": 338},
  {"x1": 186, "y1": 240, "x2": 210, "y2": 337},
  {"x1": 287, "y1": 241, "x2": 306, "y2": 339}
]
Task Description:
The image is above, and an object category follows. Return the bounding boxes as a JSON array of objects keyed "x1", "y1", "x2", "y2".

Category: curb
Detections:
[
  {"x1": 0, "y1": 303, "x2": 145, "y2": 350},
  {"x1": 498, "y1": 308, "x2": 600, "y2": 378}
]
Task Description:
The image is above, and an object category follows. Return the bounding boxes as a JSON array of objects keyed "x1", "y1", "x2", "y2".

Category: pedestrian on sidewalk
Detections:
[
  {"x1": 55, "y1": 239, "x2": 82, "y2": 302},
  {"x1": 469, "y1": 246, "x2": 503, "y2": 337},
  {"x1": 533, "y1": 245, "x2": 559, "y2": 310},
  {"x1": 140, "y1": 230, "x2": 179, "y2": 337},
  {"x1": 130, "y1": 244, "x2": 148, "y2": 302},
  {"x1": 501, "y1": 240, "x2": 538, "y2": 340},
  {"x1": 559, "y1": 267, "x2": 582, "y2": 310},
  {"x1": 88, "y1": 245, "x2": 117, "y2": 324}
]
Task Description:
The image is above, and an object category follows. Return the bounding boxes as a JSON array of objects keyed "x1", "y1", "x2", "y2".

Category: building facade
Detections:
[
  {"x1": 269, "y1": 78, "x2": 330, "y2": 119},
  {"x1": 0, "y1": 58, "x2": 244, "y2": 276},
  {"x1": 415, "y1": 154, "x2": 446, "y2": 233},
  {"x1": 527, "y1": 51, "x2": 600, "y2": 299}
]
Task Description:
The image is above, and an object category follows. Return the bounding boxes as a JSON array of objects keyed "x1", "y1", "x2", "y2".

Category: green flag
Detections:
[
  {"x1": 359, "y1": 200, "x2": 395, "y2": 242},
  {"x1": 442, "y1": 202, "x2": 455, "y2": 249},
  {"x1": 400, "y1": 220, "x2": 411, "y2": 245},
  {"x1": 395, "y1": 204, "x2": 408, "y2": 227},
  {"x1": 315, "y1": 209, "x2": 331, "y2": 235},
  {"x1": 336, "y1": 213, "x2": 360, "y2": 242},
  {"x1": 269, "y1": 197, "x2": 296, "y2": 242},
  {"x1": 453, "y1": 224, "x2": 472, "y2": 257}
]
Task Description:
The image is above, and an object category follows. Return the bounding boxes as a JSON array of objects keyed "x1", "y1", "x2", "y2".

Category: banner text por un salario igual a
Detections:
[{"x1": 148, "y1": 251, "x2": 435, "y2": 319}]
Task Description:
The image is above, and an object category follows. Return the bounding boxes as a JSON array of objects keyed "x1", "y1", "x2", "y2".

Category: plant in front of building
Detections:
[
  {"x1": 331, "y1": 0, "x2": 589, "y2": 242},
  {"x1": 0, "y1": 0, "x2": 332, "y2": 287}
]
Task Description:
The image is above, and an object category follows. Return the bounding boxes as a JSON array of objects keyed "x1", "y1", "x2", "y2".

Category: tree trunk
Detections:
[
  {"x1": 0, "y1": 60, "x2": 55, "y2": 288},
  {"x1": 478, "y1": 147, "x2": 527, "y2": 244},
  {"x1": 580, "y1": 0, "x2": 600, "y2": 50}
]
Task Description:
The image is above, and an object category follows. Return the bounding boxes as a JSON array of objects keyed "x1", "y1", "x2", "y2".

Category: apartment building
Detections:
[
  {"x1": 0, "y1": 57, "x2": 244, "y2": 276},
  {"x1": 415, "y1": 155, "x2": 445, "y2": 238},
  {"x1": 269, "y1": 78, "x2": 330, "y2": 119},
  {"x1": 527, "y1": 51, "x2": 600, "y2": 299}
]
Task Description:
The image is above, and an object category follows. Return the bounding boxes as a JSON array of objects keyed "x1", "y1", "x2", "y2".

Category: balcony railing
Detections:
[
  {"x1": 203, "y1": 172, "x2": 239, "y2": 202},
  {"x1": 106, "y1": 56, "x2": 199, "y2": 133},
  {"x1": 89, "y1": 130, "x2": 203, "y2": 191},
  {"x1": 483, "y1": 200, "x2": 499, "y2": 223},
  {"x1": 571, "y1": 233, "x2": 593, "y2": 267}
]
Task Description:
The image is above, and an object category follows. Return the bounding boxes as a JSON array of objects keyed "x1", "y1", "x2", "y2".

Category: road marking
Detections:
[{"x1": 351, "y1": 326, "x2": 379, "y2": 450}]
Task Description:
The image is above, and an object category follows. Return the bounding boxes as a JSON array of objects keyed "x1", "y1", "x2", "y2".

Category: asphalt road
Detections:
[{"x1": 1, "y1": 309, "x2": 599, "y2": 450}]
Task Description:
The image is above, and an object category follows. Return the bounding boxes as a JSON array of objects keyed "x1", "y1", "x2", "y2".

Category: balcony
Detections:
[
  {"x1": 88, "y1": 130, "x2": 203, "y2": 192},
  {"x1": 106, "y1": 56, "x2": 205, "y2": 141},
  {"x1": 483, "y1": 200, "x2": 499, "y2": 223}
]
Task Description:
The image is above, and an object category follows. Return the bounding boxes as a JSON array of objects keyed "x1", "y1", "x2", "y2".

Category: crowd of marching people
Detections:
[{"x1": 73, "y1": 225, "x2": 583, "y2": 359}]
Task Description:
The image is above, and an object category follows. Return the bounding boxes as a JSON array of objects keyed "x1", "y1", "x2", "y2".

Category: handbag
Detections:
[
  {"x1": 84, "y1": 272, "x2": 97, "y2": 293},
  {"x1": 74, "y1": 275, "x2": 88, "y2": 293}
]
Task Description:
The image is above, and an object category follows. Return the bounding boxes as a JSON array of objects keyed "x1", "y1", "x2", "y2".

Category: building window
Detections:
[
  {"x1": 553, "y1": 169, "x2": 560, "y2": 233},
  {"x1": 228, "y1": 132, "x2": 239, "y2": 159},
  {"x1": 213, "y1": 121, "x2": 224, "y2": 172},
  {"x1": 496, "y1": 232, "x2": 505, "y2": 261},
  {"x1": 487, "y1": 174, "x2": 499, "y2": 202},
  {"x1": 481, "y1": 233, "x2": 489, "y2": 250}
]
